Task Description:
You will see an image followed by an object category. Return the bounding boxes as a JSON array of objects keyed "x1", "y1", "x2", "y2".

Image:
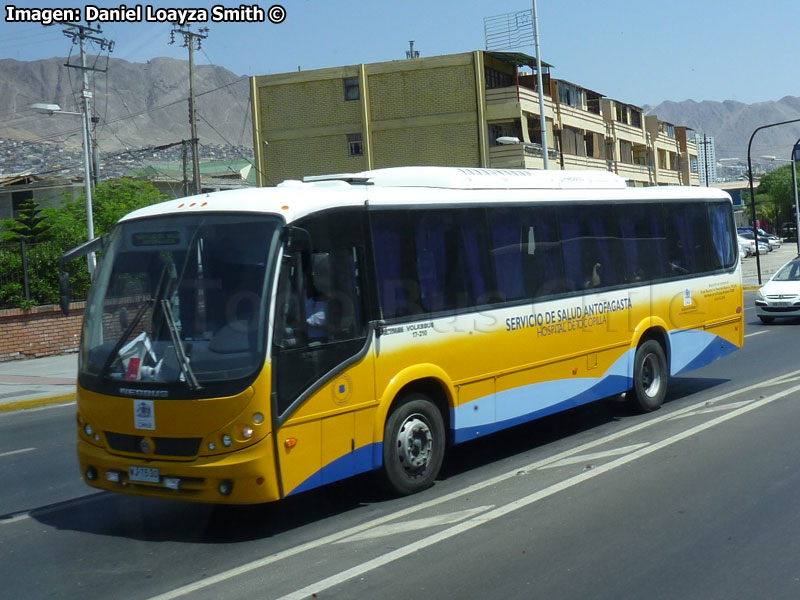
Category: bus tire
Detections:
[
  {"x1": 381, "y1": 394, "x2": 445, "y2": 496},
  {"x1": 628, "y1": 339, "x2": 668, "y2": 413}
]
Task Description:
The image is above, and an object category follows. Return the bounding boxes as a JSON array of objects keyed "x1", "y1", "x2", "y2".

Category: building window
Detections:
[
  {"x1": 484, "y1": 67, "x2": 513, "y2": 90},
  {"x1": 343, "y1": 77, "x2": 359, "y2": 101},
  {"x1": 347, "y1": 133, "x2": 363, "y2": 156}
]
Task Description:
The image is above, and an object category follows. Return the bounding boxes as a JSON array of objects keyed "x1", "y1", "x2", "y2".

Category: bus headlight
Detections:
[
  {"x1": 222, "y1": 434, "x2": 232, "y2": 447},
  {"x1": 252, "y1": 412, "x2": 264, "y2": 425},
  {"x1": 242, "y1": 426, "x2": 254, "y2": 440},
  {"x1": 84, "y1": 423, "x2": 93, "y2": 436}
]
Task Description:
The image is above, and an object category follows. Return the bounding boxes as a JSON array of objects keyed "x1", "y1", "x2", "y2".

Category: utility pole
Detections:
[
  {"x1": 532, "y1": 0, "x2": 549, "y2": 169},
  {"x1": 170, "y1": 25, "x2": 209, "y2": 196},
  {"x1": 59, "y1": 21, "x2": 114, "y2": 276},
  {"x1": 182, "y1": 140, "x2": 189, "y2": 198}
]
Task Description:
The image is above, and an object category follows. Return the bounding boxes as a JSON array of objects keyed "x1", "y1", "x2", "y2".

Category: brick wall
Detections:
[{"x1": 0, "y1": 301, "x2": 84, "y2": 362}]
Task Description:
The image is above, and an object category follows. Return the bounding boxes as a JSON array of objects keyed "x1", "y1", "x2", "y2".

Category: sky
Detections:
[{"x1": 1, "y1": 0, "x2": 799, "y2": 107}]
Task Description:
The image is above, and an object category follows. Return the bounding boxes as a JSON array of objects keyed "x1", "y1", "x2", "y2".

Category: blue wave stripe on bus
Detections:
[
  {"x1": 288, "y1": 332, "x2": 738, "y2": 494},
  {"x1": 451, "y1": 331, "x2": 737, "y2": 443},
  {"x1": 287, "y1": 443, "x2": 378, "y2": 496},
  {"x1": 451, "y1": 349, "x2": 635, "y2": 444},
  {"x1": 452, "y1": 373, "x2": 632, "y2": 443},
  {"x1": 668, "y1": 329, "x2": 738, "y2": 375}
]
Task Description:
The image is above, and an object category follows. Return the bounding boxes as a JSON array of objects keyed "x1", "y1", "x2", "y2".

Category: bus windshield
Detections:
[{"x1": 80, "y1": 213, "x2": 281, "y2": 391}]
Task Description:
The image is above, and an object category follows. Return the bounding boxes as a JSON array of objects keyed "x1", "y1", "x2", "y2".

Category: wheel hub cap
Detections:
[
  {"x1": 642, "y1": 354, "x2": 662, "y2": 397},
  {"x1": 396, "y1": 415, "x2": 433, "y2": 470}
]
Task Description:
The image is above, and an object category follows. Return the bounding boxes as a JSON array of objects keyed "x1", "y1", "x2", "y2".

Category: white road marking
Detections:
[
  {"x1": 336, "y1": 506, "x2": 494, "y2": 543},
  {"x1": 539, "y1": 444, "x2": 649, "y2": 469},
  {"x1": 745, "y1": 330, "x2": 768, "y2": 338},
  {"x1": 0, "y1": 447, "x2": 35, "y2": 458},
  {"x1": 277, "y1": 381, "x2": 800, "y2": 600},
  {"x1": 0, "y1": 401, "x2": 75, "y2": 418},
  {"x1": 148, "y1": 369, "x2": 800, "y2": 600},
  {"x1": 1, "y1": 492, "x2": 106, "y2": 526},
  {"x1": 670, "y1": 400, "x2": 754, "y2": 419},
  {"x1": 0, "y1": 512, "x2": 30, "y2": 525}
]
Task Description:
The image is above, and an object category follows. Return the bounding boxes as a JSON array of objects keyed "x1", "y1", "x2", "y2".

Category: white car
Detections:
[
  {"x1": 737, "y1": 235, "x2": 755, "y2": 258},
  {"x1": 755, "y1": 256, "x2": 800, "y2": 323}
]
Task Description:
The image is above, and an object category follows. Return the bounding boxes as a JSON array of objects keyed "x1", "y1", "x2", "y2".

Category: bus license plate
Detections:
[{"x1": 128, "y1": 466, "x2": 160, "y2": 483}]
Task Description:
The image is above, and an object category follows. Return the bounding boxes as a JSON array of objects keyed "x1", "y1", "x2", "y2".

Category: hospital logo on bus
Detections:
[
  {"x1": 134, "y1": 399, "x2": 156, "y2": 430},
  {"x1": 331, "y1": 375, "x2": 352, "y2": 405}
]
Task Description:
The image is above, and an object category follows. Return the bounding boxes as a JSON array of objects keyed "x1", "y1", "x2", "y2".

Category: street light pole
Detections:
[
  {"x1": 747, "y1": 118, "x2": 800, "y2": 284},
  {"x1": 31, "y1": 103, "x2": 95, "y2": 275},
  {"x1": 79, "y1": 107, "x2": 95, "y2": 274},
  {"x1": 532, "y1": 0, "x2": 549, "y2": 169}
]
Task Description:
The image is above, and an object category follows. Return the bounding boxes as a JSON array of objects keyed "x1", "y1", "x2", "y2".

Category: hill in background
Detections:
[
  {"x1": 644, "y1": 97, "x2": 800, "y2": 161},
  {"x1": 0, "y1": 56, "x2": 252, "y2": 152},
  {"x1": 2, "y1": 56, "x2": 799, "y2": 171}
]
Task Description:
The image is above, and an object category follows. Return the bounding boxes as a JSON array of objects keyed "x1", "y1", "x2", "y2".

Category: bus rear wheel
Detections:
[
  {"x1": 381, "y1": 394, "x2": 445, "y2": 496},
  {"x1": 628, "y1": 339, "x2": 668, "y2": 412}
]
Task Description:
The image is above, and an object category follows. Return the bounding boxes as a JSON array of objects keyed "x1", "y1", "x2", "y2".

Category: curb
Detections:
[
  {"x1": 743, "y1": 285, "x2": 761, "y2": 291},
  {"x1": 0, "y1": 393, "x2": 76, "y2": 414}
]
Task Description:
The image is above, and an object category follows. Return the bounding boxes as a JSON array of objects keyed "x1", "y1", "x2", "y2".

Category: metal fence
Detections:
[{"x1": 0, "y1": 240, "x2": 88, "y2": 309}]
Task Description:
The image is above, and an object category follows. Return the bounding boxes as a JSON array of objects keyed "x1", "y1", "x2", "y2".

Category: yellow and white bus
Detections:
[{"x1": 63, "y1": 167, "x2": 743, "y2": 503}]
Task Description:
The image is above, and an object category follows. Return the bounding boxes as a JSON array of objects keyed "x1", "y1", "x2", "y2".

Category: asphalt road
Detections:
[{"x1": 3, "y1": 290, "x2": 800, "y2": 600}]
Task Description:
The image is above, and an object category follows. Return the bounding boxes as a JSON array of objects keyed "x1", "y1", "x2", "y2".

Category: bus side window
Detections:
[{"x1": 666, "y1": 203, "x2": 715, "y2": 276}]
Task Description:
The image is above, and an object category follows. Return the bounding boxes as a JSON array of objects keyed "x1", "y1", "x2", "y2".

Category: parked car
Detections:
[
  {"x1": 755, "y1": 256, "x2": 800, "y2": 323},
  {"x1": 737, "y1": 235, "x2": 754, "y2": 257},
  {"x1": 738, "y1": 231, "x2": 771, "y2": 252},
  {"x1": 757, "y1": 228, "x2": 781, "y2": 248}
]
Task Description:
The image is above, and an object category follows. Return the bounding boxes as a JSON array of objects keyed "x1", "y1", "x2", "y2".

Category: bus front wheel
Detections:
[
  {"x1": 381, "y1": 394, "x2": 445, "y2": 496},
  {"x1": 629, "y1": 339, "x2": 668, "y2": 412}
]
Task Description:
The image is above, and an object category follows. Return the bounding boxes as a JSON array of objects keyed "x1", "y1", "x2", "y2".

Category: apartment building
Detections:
[
  {"x1": 250, "y1": 50, "x2": 700, "y2": 187},
  {"x1": 694, "y1": 134, "x2": 717, "y2": 185}
]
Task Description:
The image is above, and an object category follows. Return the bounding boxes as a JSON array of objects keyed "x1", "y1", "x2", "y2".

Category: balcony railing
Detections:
[{"x1": 488, "y1": 143, "x2": 560, "y2": 170}]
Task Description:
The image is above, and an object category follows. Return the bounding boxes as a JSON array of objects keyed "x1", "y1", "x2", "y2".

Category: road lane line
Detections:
[
  {"x1": 148, "y1": 370, "x2": 800, "y2": 600},
  {"x1": 278, "y1": 381, "x2": 800, "y2": 600},
  {"x1": 539, "y1": 444, "x2": 649, "y2": 469},
  {"x1": 745, "y1": 330, "x2": 768, "y2": 338},
  {"x1": 0, "y1": 492, "x2": 107, "y2": 526},
  {"x1": 669, "y1": 400, "x2": 754, "y2": 419},
  {"x1": 0, "y1": 512, "x2": 30, "y2": 525},
  {"x1": 0, "y1": 447, "x2": 35, "y2": 458},
  {"x1": 336, "y1": 506, "x2": 494, "y2": 543}
]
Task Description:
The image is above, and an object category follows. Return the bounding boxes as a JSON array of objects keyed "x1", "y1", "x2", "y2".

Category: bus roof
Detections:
[
  {"x1": 303, "y1": 166, "x2": 630, "y2": 190},
  {"x1": 119, "y1": 167, "x2": 731, "y2": 225}
]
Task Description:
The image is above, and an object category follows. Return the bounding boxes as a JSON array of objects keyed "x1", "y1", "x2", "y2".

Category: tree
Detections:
[
  {"x1": 0, "y1": 178, "x2": 170, "y2": 309},
  {"x1": 44, "y1": 178, "x2": 169, "y2": 249},
  {"x1": 0, "y1": 197, "x2": 52, "y2": 243},
  {"x1": 756, "y1": 165, "x2": 794, "y2": 230}
]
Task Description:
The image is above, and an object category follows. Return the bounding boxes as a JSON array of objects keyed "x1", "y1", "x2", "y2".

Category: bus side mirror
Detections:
[
  {"x1": 57, "y1": 233, "x2": 109, "y2": 316},
  {"x1": 285, "y1": 226, "x2": 311, "y2": 253}
]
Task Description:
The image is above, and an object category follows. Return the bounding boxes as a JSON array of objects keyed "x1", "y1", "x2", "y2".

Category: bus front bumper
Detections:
[{"x1": 77, "y1": 434, "x2": 281, "y2": 504}]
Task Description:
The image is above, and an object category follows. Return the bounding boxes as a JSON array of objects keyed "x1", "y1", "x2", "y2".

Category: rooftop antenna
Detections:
[{"x1": 406, "y1": 40, "x2": 420, "y2": 59}]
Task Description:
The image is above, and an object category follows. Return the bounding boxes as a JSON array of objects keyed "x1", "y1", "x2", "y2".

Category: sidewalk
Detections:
[
  {"x1": 0, "y1": 353, "x2": 78, "y2": 413},
  {"x1": 0, "y1": 244, "x2": 796, "y2": 413},
  {"x1": 741, "y1": 243, "x2": 797, "y2": 289}
]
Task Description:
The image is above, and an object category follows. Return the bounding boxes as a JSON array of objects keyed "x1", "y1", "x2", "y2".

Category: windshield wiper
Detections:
[
  {"x1": 159, "y1": 297, "x2": 201, "y2": 390},
  {"x1": 100, "y1": 298, "x2": 152, "y2": 379},
  {"x1": 99, "y1": 263, "x2": 173, "y2": 382}
]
